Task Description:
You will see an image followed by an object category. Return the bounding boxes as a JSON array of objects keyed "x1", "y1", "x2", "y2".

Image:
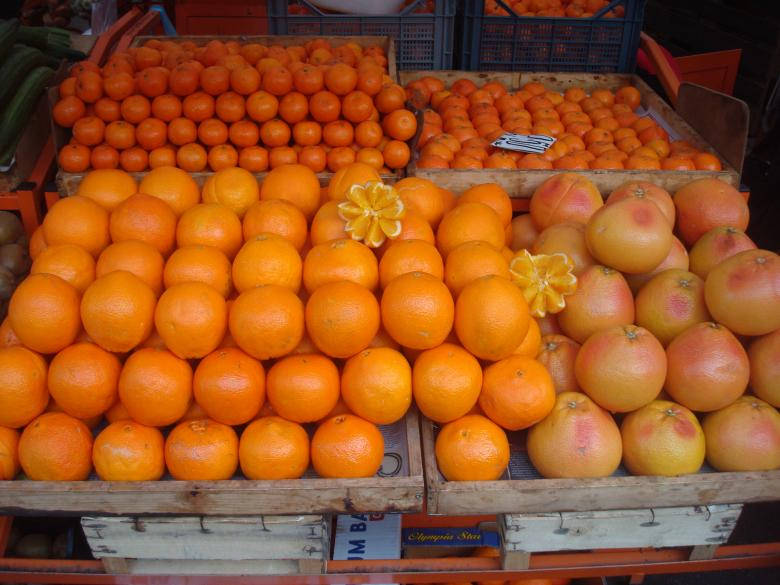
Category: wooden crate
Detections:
[
  {"x1": 53, "y1": 34, "x2": 400, "y2": 195},
  {"x1": 82, "y1": 515, "x2": 329, "y2": 575},
  {"x1": 500, "y1": 505, "x2": 742, "y2": 569},
  {"x1": 421, "y1": 417, "x2": 780, "y2": 516},
  {"x1": 0, "y1": 410, "x2": 423, "y2": 516},
  {"x1": 400, "y1": 71, "x2": 742, "y2": 195}
]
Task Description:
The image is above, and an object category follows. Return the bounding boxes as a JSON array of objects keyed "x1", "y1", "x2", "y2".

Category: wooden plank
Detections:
[
  {"x1": 81, "y1": 515, "x2": 328, "y2": 560},
  {"x1": 689, "y1": 544, "x2": 720, "y2": 561},
  {"x1": 108, "y1": 558, "x2": 318, "y2": 575},
  {"x1": 0, "y1": 411, "x2": 423, "y2": 516},
  {"x1": 421, "y1": 417, "x2": 780, "y2": 515},
  {"x1": 501, "y1": 505, "x2": 742, "y2": 552}
]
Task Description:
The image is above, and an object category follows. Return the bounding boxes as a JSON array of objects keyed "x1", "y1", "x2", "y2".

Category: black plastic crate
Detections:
[
  {"x1": 268, "y1": 0, "x2": 456, "y2": 71},
  {"x1": 460, "y1": 0, "x2": 646, "y2": 72}
]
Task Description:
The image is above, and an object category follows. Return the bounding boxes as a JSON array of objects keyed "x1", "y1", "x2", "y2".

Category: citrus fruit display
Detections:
[
  {"x1": 407, "y1": 77, "x2": 722, "y2": 171},
  {"x1": 1, "y1": 166, "x2": 777, "y2": 487},
  {"x1": 484, "y1": 0, "x2": 626, "y2": 17},
  {"x1": 53, "y1": 39, "x2": 414, "y2": 174}
]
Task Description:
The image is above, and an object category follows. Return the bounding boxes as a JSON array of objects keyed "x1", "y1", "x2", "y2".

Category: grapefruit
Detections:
[
  {"x1": 673, "y1": 178, "x2": 749, "y2": 246},
  {"x1": 575, "y1": 325, "x2": 666, "y2": 412},
  {"x1": 689, "y1": 226, "x2": 756, "y2": 280},
  {"x1": 702, "y1": 396, "x2": 780, "y2": 471},
  {"x1": 531, "y1": 221, "x2": 595, "y2": 276},
  {"x1": 527, "y1": 391, "x2": 622, "y2": 478},
  {"x1": 665, "y1": 322, "x2": 749, "y2": 412},
  {"x1": 529, "y1": 173, "x2": 603, "y2": 231},
  {"x1": 748, "y1": 329, "x2": 780, "y2": 407},
  {"x1": 704, "y1": 249, "x2": 780, "y2": 336},
  {"x1": 536, "y1": 334, "x2": 580, "y2": 394},
  {"x1": 585, "y1": 197, "x2": 673, "y2": 274},
  {"x1": 510, "y1": 214, "x2": 539, "y2": 252},
  {"x1": 635, "y1": 269, "x2": 711, "y2": 346},
  {"x1": 624, "y1": 236, "x2": 689, "y2": 294},
  {"x1": 606, "y1": 181, "x2": 675, "y2": 226},
  {"x1": 621, "y1": 400, "x2": 705, "y2": 476},
  {"x1": 557, "y1": 265, "x2": 635, "y2": 343}
]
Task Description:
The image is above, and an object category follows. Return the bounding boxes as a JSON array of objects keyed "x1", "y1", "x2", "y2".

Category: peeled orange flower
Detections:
[
  {"x1": 337, "y1": 181, "x2": 405, "y2": 248},
  {"x1": 510, "y1": 249, "x2": 577, "y2": 317}
]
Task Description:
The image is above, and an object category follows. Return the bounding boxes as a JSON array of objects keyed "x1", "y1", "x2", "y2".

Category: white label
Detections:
[{"x1": 491, "y1": 133, "x2": 556, "y2": 153}]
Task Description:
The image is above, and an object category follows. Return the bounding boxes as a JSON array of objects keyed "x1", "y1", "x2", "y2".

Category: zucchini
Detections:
[
  {"x1": 43, "y1": 45, "x2": 86, "y2": 61},
  {"x1": 0, "y1": 66, "x2": 55, "y2": 167},
  {"x1": 0, "y1": 19, "x2": 20, "y2": 63},
  {"x1": 0, "y1": 45, "x2": 49, "y2": 109},
  {"x1": 18, "y1": 26, "x2": 72, "y2": 50}
]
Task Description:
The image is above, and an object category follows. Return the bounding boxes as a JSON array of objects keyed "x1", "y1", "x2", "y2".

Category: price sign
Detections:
[{"x1": 491, "y1": 132, "x2": 556, "y2": 154}]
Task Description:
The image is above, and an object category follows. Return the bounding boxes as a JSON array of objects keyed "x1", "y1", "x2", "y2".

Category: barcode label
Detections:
[{"x1": 491, "y1": 133, "x2": 556, "y2": 153}]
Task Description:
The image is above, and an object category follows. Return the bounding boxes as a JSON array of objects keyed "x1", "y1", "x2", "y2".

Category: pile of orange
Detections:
[
  {"x1": 1, "y1": 164, "x2": 777, "y2": 485},
  {"x1": 406, "y1": 76, "x2": 722, "y2": 171},
  {"x1": 53, "y1": 38, "x2": 415, "y2": 174},
  {"x1": 485, "y1": 0, "x2": 625, "y2": 17}
]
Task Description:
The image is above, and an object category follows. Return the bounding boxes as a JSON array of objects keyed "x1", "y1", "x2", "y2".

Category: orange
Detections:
[
  {"x1": 303, "y1": 239, "x2": 379, "y2": 293},
  {"x1": 138, "y1": 166, "x2": 200, "y2": 217},
  {"x1": 110, "y1": 193, "x2": 177, "y2": 256},
  {"x1": 382, "y1": 109, "x2": 417, "y2": 141},
  {"x1": 239, "y1": 416, "x2": 310, "y2": 479},
  {"x1": 434, "y1": 414, "x2": 509, "y2": 481},
  {"x1": 0, "y1": 346, "x2": 48, "y2": 428},
  {"x1": 381, "y1": 271, "x2": 454, "y2": 350},
  {"x1": 312, "y1": 414, "x2": 384, "y2": 478},
  {"x1": 702, "y1": 397, "x2": 780, "y2": 472},
  {"x1": 28, "y1": 225, "x2": 48, "y2": 260},
  {"x1": 165, "y1": 418, "x2": 238, "y2": 480},
  {"x1": 18, "y1": 412, "x2": 93, "y2": 480},
  {"x1": 176, "y1": 202, "x2": 243, "y2": 259},
  {"x1": 8, "y1": 273, "x2": 81, "y2": 354},
  {"x1": 267, "y1": 353, "x2": 340, "y2": 423},
  {"x1": 310, "y1": 200, "x2": 348, "y2": 245},
  {"x1": 513, "y1": 317, "x2": 541, "y2": 357},
  {"x1": 233, "y1": 233, "x2": 302, "y2": 293},
  {"x1": 194, "y1": 348, "x2": 265, "y2": 425},
  {"x1": 479, "y1": 355, "x2": 555, "y2": 431},
  {"x1": 75, "y1": 168, "x2": 137, "y2": 211},
  {"x1": 327, "y1": 162, "x2": 380, "y2": 201},
  {"x1": 394, "y1": 177, "x2": 446, "y2": 228},
  {"x1": 665, "y1": 322, "x2": 749, "y2": 412},
  {"x1": 260, "y1": 163, "x2": 321, "y2": 220},
  {"x1": 528, "y1": 391, "x2": 622, "y2": 478},
  {"x1": 458, "y1": 183, "x2": 513, "y2": 227},
  {"x1": 48, "y1": 342, "x2": 120, "y2": 419},
  {"x1": 413, "y1": 343, "x2": 482, "y2": 423},
  {"x1": 92, "y1": 421, "x2": 165, "y2": 481},
  {"x1": 444, "y1": 240, "x2": 509, "y2": 297},
  {"x1": 621, "y1": 400, "x2": 705, "y2": 476},
  {"x1": 306, "y1": 280, "x2": 380, "y2": 358},
  {"x1": 30, "y1": 244, "x2": 96, "y2": 293},
  {"x1": 163, "y1": 244, "x2": 233, "y2": 298},
  {"x1": 230, "y1": 285, "x2": 304, "y2": 360},
  {"x1": 378, "y1": 239, "x2": 443, "y2": 289},
  {"x1": 119, "y1": 348, "x2": 192, "y2": 426},
  {"x1": 96, "y1": 240, "x2": 165, "y2": 296},
  {"x1": 0, "y1": 426, "x2": 20, "y2": 479},
  {"x1": 574, "y1": 325, "x2": 666, "y2": 413},
  {"x1": 341, "y1": 348, "x2": 411, "y2": 425},
  {"x1": 105, "y1": 399, "x2": 131, "y2": 422},
  {"x1": 243, "y1": 199, "x2": 308, "y2": 251},
  {"x1": 201, "y1": 166, "x2": 259, "y2": 218},
  {"x1": 437, "y1": 202, "x2": 505, "y2": 257},
  {"x1": 454, "y1": 275, "x2": 530, "y2": 361},
  {"x1": 155, "y1": 282, "x2": 227, "y2": 359},
  {"x1": 42, "y1": 195, "x2": 110, "y2": 257},
  {"x1": 81, "y1": 270, "x2": 156, "y2": 353}
]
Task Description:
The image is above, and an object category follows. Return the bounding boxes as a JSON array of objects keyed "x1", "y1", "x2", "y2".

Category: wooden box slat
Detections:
[
  {"x1": 400, "y1": 71, "x2": 741, "y2": 195},
  {"x1": 422, "y1": 417, "x2": 780, "y2": 515},
  {"x1": 0, "y1": 410, "x2": 423, "y2": 516}
]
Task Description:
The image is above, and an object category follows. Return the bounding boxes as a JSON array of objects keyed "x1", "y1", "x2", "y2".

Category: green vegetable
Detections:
[
  {"x1": 0, "y1": 66, "x2": 55, "y2": 167},
  {"x1": 0, "y1": 45, "x2": 50, "y2": 109},
  {"x1": 0, "y1": 19, "x2": 21, "y2": 63},
  {"x1": 43, "y1": 45, "x2": 86, "y2": 61}
]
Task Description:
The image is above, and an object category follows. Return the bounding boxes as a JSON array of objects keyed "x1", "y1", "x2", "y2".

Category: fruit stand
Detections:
[{"x1": 0, "y1": 3, "x2": 778, "y2": 585}]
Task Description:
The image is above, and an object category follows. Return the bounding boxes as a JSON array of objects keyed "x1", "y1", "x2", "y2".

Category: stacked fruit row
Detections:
[
  {"x1": 437, "y1": 175, "x2": 779, "y2": 481},
  {"x1": 406, "y1": 76, "x2": 723, "y2": 171},
  {"x1": 52, "y1": 38, "x2": 416, "y2": 174},
  {"x1": 484, "y1": 0, "x2": 626, "y2": 17}
]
